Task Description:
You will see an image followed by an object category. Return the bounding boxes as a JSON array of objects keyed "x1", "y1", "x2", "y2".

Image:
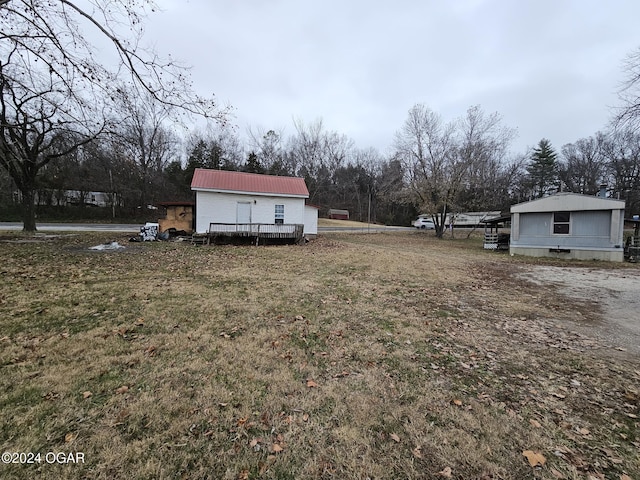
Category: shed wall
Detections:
[
  {"x1": 304, "y1": 205, "x2": 318, "y2": 236},
  {"x1": 195, "y1": 191, "x2": 305, "y2": 233}
]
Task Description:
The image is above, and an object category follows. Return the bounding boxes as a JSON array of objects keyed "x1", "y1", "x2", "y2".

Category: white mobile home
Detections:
[
  {"x1": 190, "y1": 169, "x2": 317, "y2": 239},
  {"x1": 509, "y1": 193, "x2": 625, "y2": 262}
]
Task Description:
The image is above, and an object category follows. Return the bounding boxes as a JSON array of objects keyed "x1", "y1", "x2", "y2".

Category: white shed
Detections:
[
  {"x1": 190, "y1": 169, "x2": 318, "y2": 240},
  {"x1": 510, "y1": 193, "x2": 626, "y2": 262}
]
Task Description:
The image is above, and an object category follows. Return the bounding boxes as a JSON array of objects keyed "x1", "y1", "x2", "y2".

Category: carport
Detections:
[{"x1": 482, "y1": 215, "x2": 510, "y2": 250}]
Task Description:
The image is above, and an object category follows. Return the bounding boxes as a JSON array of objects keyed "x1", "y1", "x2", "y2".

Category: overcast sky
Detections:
[{"x1": 140, "y1": 0, "x2": 640, "y2": 157}]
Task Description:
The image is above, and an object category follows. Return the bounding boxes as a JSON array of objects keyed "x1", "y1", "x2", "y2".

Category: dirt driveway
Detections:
[{"x1": 517, "y1": 265, "x2": 640, "y2": 354}]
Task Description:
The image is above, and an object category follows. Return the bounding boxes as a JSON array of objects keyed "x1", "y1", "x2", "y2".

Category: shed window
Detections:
[
  {"x1": 275, "y1": 204, "x2": 284, "y2": 224},
  {"x1": 553, "y1": 212, "x2": 570, "y2": 234}
]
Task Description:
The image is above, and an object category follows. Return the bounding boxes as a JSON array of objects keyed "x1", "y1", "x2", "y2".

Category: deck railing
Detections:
[{"x1": 208, "y1": 223, "x2": 304, "y2": 242}]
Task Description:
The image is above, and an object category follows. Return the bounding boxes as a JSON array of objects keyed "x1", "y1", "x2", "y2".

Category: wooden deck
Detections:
[{"x1": 207, "y1": 223, "x2": 304, "y2": 244}]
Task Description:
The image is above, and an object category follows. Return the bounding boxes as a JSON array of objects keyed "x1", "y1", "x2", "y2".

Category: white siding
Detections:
[
  {"x1": 195, "y1": 191, "x2": 306, "y2": 233},
  {"x1": 304, "y1": 205, "x2": 318, "y2": 235}
]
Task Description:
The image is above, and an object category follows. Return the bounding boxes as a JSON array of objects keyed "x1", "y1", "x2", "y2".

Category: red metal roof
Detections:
[{"x1": 191, "y1": 169, "x2": 309, "y2": 197}]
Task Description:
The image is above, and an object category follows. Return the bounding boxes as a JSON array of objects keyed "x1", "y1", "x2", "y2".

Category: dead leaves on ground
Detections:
[
  {"x1": 115, "y1": 385, "x2": 129, "y2": 394},
  {"x1": 219, "y1": 325, "x2": 242, "y2": 339},
  {"x1": 522, "y1": 450, "x2": 547, "y2": 467},
  {"x1": 437, "y1": 466, "x2": 453, "y2": 477}
]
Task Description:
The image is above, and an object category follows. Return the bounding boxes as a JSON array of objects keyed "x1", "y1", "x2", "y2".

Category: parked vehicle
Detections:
[{"x1": 413, "y1": 217, "x2": 435, "y2": 229}]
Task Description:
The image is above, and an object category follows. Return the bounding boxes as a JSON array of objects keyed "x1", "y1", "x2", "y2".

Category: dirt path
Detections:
[{"x1": 517, "y1": 265, "x2": 640, "y2": 354}]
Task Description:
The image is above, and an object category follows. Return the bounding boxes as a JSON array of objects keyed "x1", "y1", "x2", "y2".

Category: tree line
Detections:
[
  {"x1": 1, "y1": 2, "x2": 640, "y2": 232},
  {"x1": 3, "y1": 105, "x2": 639, "y2": 234}
]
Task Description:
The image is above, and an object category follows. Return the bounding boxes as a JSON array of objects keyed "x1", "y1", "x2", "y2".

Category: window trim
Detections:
[
  {"x1": 552, "y1": 211, "x2": 570, "y2": 235},
  {"x1": 275, "y1": 204, "x2": 284, "y2": 224}
]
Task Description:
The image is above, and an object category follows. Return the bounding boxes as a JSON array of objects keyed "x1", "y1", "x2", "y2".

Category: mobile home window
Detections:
[
  {"x1": 275, "y1": 204, "x2": 284, "y2": 224},
  {"x1": 553, "y1": 212, "x2": 570, "y2": 234}
]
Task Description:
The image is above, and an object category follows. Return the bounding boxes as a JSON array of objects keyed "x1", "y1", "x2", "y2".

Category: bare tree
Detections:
[
  {"x1": 182, "y1": 124, "x2": 244, "y2": 195},
  {"x1": 376, "y1": 156, "x2": 415, "y2": 226},
  {"x1": 0, "y1": 0, "x2": 227, "y2": 230},
  {"x1": 289, "y1": 118, "x2": 355, "y2": 205},
  {"x1": 456, "y1": 105, "x2": 516, "y2": 211},
  {"x1": 559, "y1": 133, "x2": 607, "y2": 195},
  {"x1": 394, "y1": 104, "x2": 462, "y2": 238},
  {"x1": 602, "y1": 129, "x2": 640, "y2": 215},
  {"x1": 247, "y1": 127, "x2": 293, "y2": 175},
  {"x1": 0, "y1": 54, "x2": 107, "y2": 230},
  {"x1": 113, "y1": 84, "x2": 179, "y2": 209},
  {"x1": 615, "y1": 46, "x2": 640, "y2": 132}
]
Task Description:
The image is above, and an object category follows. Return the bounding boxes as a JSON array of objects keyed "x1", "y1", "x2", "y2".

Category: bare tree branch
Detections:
[
  {"x1": 1, "y1": 0, "x2": 229, "y2": 230},
  {"x1": 614, "y1": 46, "x2": 640, "y2": 132}
]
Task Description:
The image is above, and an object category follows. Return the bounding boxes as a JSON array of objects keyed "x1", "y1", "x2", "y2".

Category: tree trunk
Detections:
[{"x1": 21, "y1": 186, "x2": 37, "y2": 232}]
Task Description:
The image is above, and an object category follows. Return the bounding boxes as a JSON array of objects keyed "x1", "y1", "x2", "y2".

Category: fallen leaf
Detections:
[
  {"x1": 306, "y1": 379, "x2": 318, "y2": 388},
  {"x1": 550, "y1": 468, "x2": 565, "y2": 479},
  {"x1": 135, "y1": 318, "x2": 144, "y2": 326},
  {"x1": 64, "y1": 432, "x2": 76, "y2": 443},
  {"x1": 115, "y1": 385, "x2": 129, "y2": 394},
  {"x1": 390, "y1": 433, "x2": 400, "y2": 443},
  {"x1": 236, "y1": 469, "x2": 249, "y2": 480},
  {"x1": 144, "y1": 345, "x2": 157, "y2": 356},
  {"x1": 452, "y1": 399, "x2": 463, "y2": 406},
  {"x1": 437, "y1": 466, "x2": 452, "y2": 478},
  {"x1": 578, "y1": 427, "x2": 590, "y2": 436},
  {"x1": 620, "y1": 475, "x2": 632, "y2": 480},
  {"x1": 529, "y1": 419, "x2": 542, "y2": 428},
  {"x1": 272, "y1": 443, "x2": 283, "y2": 453},
  {"x1": 412, "y1": 446, "x2": 423, "y2": 458},
  {"x1": 249, "y1": 438, "x2": 259, "y2": 447},
  {"x1": 82, "y1": 391, "x2": 92, "y2": 399},
  {"x1": 522, "y1": 450, "x2": 546, "y2": 467},
  {"x1": 625, "y1": 413, "x2": 638, "y2": 418},
  {"x1": 302, "y1": 413, "x2": 309, "y2": 422}
]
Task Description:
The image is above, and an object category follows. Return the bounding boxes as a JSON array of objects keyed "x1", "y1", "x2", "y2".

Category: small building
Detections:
[
  {"x1": 190, "y1": 169, "x2": 318, "y2": 242},
  {"x1": 304, "y1": 204, "x2": 320, "y2": 237},
  {"x1": 157, "y1": 201, "x2": 194, "y2": 234},
  {"x1": 328, "y1": 209, "x2": 349, "y2": 220},
  {"x1": 482, "y1": 214, "x2": 510, "y2": 250},
  {"x1": 509, "y1": 193, "x2": 626, "y2": 262}
]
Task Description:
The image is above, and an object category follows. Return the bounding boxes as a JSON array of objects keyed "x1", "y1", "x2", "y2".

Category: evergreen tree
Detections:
[
  {"x1": 244, "y1": 152, "x2": 265, "y2": 174},
  {"x1": 527, "y1": 139, "x2": 559, "y2": 198}
]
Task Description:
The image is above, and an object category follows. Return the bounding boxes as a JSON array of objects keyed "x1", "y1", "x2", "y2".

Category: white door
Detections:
[{"x1": 236, "y1": 202, "x2": 251, "y2": 224}]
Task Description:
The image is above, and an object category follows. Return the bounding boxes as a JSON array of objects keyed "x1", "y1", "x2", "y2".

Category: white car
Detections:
[{"x1": 413, "y1": 217, "x2": 435, "y2": 229}]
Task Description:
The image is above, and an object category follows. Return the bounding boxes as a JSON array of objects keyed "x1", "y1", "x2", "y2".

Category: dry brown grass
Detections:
[{"x1": 0, "y1": 231, "x2": 638, "y2": 479}]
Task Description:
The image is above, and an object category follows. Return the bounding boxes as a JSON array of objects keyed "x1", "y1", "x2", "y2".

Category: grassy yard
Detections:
[{"x1": 0, "y1": 232, "x2": 638, "y2": 480}]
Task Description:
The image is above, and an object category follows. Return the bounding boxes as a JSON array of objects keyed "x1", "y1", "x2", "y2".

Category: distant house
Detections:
[
  {"x1": 448, "y1": 211, "x2": 501, "y2": 227},
  {"x1": 18, "y1": 189, "x2": 113, "y2": 207},
  {"x1": 328, "y1": 209, "x2": 349, "y2": 220},
  {"x1": 509, "y1": 193, "x2": 626, "y2": 262},
  {"x1": 190, "y1": 169, "x2": 318, "y2": 240}
]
